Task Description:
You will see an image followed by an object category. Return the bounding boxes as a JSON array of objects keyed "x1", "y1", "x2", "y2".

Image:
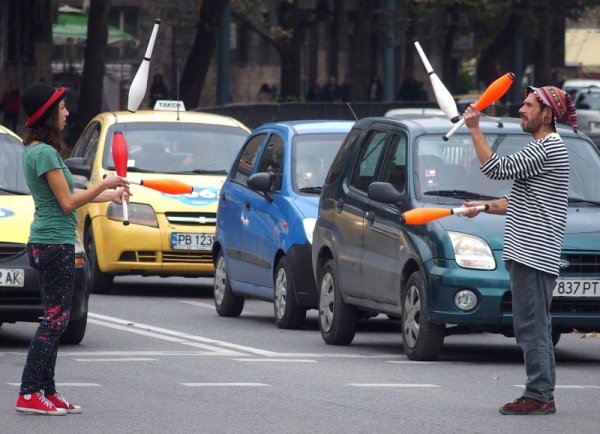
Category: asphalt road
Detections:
[{"x1": 1, "y1": 276, "x2": 599, "y2": 434}]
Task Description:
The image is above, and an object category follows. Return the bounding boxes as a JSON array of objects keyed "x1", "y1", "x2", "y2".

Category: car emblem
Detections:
[{"x1": 558, "y1": 259, "x2": 570, "y2": 269}]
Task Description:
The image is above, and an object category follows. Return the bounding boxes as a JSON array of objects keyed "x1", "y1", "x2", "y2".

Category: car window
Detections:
[
  {"x1": 379, "y1": 133, "x2": 407, "y2": 192},
  {"x1": 71, "y1": 121, "x2": 100, "y2": 166},
  {"x1": 293, "y1": 132, "x2": 348, "y2": 192},
  {"x1": 232, "y1": 133, "x2": 267, "y2": 186},
  {"x1": 0, "y1": 133, "x2": 29, "y2": 194},
  {"x1": 351, "y1": 130, "x2": 387, "y2": 192},
  {"x1": 257, "y1": 134, "x2": 284, "y2": 191},
  {"x1": 105, "y1": 123, "x2": 248, "y2": 174},
  {"x1": 575, "y1": 91, "x2": 600, "y2": 110},
  {"x1": 326, "y1": 128, "x2": 362, "y2": 184}
]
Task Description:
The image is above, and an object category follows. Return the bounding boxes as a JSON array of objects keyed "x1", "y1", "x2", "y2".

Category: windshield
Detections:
[
  {"x1": 292, "y1": 133, "x2": 348, "y2": 192},
  {"x1": 104, "y1": 123, "x2": 248, "y2": 174},
  {"x1": 0, "y1": 133, "x2": 29, "y2": 195},
  {"x1": 415, "y1": 133, "x2": 600, "y2": 203}
]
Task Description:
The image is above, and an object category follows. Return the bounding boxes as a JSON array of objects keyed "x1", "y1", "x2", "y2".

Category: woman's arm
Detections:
[{"x1": 46, "y1": 169, "x2": 129, "y2": 213}]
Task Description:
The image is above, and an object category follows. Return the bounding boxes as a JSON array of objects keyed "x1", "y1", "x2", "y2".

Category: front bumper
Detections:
[
  {"x1": 0, "y1": 246, "x2": 88, "y2": 323},
  {"x1": 91, "y1": 215, "x2": 215, "y2": 276},
  {"x1": 424, "y1": 256, "x2": 600, "y2": 332}
]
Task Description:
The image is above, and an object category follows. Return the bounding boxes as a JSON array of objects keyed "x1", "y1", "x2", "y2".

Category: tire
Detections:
[
  {"x1": 318, "y1": 259, "x2": 357, "y2": 345},
  {"x1": 273, "y1": 257, "x2": 307, "y2": 329},
  {"x1": 61, "y1": 311, "x2": 87, "y2": 345},
  {"x1": 213, "y1": 251, "x2": 244, "y2": 317},
  {"x1": 85, "y1": 229, "x2": 114, "y2": 294},
  {"x1": 401, "y1": 271, "x2": 445, "y2": 361}
]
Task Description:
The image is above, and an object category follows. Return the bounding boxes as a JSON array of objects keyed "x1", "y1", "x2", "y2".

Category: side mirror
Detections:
[
  {"x1": 368, "y1": 182, "x2": 404, "y2": 204},
  {"x1": 247, "y1": 172, "x2": 273, "y2": 200},
  {"x1": 65, "y1": 157, "x2": 92, "y2": 179}
]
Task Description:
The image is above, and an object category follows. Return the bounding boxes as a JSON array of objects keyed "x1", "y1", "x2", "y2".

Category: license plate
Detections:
[
  {"x1": 553, "y1": 279, "x2": 600, "y2": 297},
  {"x1": 0, "y1": 269, "x2": 25, "y2": 287},
  {"x1": 171, "y1": 233, "x2": 214, "y2": 251},
  {"x1": 590, "y1": 121, "x2": 600, "y2": 133}
]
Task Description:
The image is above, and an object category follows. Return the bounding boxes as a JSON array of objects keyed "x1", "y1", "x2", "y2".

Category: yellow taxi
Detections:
[
  {"x1": 66, "y1": 102, "x2": 250, "y2": 293},
  {"x1": 0, "y1": 124, "x2": 89, "y2": 343}
]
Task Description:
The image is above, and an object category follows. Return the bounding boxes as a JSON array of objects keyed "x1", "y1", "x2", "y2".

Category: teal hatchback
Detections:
[{"x1": 312, "y1": 115, "x2": 600, "y2": 360}]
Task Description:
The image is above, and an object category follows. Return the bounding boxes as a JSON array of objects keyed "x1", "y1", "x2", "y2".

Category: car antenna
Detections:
[{"x1": 346, "y1": 102, "x2": 358, "y2": 121}]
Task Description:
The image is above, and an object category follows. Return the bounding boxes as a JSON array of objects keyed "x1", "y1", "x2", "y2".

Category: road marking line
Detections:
[
  {"x1": 8, "y1": 383, "x2": 101, "y2": 387},
  {"x1": 177, "y1": 300, "x2": 217, "y2": 310},
  {"x1": 89, "y1": 312, "x2": 278, "y2": 356},
  {"x1": 349, "y1": 383, "x2": 441, "y2": 388},
  {"x1": 74, "y1": 358, "x2": 158, "y2": 362},
  {"x1": 515, "y1": 384, "x2": 600, "y2": 389},
  {"x1": 386, "y1": 360, "x2": 442, "y2": 364},
  {"x1": 180, "y1": 383, "x2": 270, "y2": 387},
  {"x1": 233, "y1": 358, "x2": 316, "y2": 363},
  {"x1": 88, "y1": 318, "x2": 245, "y2": 356}
]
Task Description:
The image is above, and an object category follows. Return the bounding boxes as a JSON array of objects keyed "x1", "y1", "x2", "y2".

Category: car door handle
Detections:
[
  {"x1": 366, "y1": 210, "x2": 375, "y2": 224},
  {"x1": 244, "y1": 201, "x2": 251, "y2": 210},
  {"x1": 220, "y1": 193, "x2": 227, "y2": 201},
  {"x1": 335, "y1": 199, "x2": 343, "y2": 213}
]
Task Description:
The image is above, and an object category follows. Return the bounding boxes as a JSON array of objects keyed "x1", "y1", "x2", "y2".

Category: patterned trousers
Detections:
[{"x1": 20, "y1": 243, "x2": 75, "y2": 396}]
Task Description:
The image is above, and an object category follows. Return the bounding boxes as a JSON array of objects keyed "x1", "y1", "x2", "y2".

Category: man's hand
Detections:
[
  {"x1": 461, "y1": 201, "x2": 486, "y2": 218},
  {"x1": 463, "y1": 103, "x2": 481, "y2": 130}
]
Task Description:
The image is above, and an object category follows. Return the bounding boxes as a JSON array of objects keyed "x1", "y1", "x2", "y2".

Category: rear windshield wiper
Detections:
[
  {"x1": 568, "y1": 196, "x2": 600, "y2": 206},
  {"x1": 424, "y1": 190, "x2": 497, "y2": 200}
]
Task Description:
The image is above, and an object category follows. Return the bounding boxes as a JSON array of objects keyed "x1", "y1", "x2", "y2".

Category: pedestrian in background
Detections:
[
  {"x1": 149, "y1": 73, "x2": 169, "y2": 109},
  {"x1": 15, "y1": 81, "x2": 129, "y2": 416},
  {"x1": 256, "y1": 83, "x2": 273, "y2": 102},
  {"x1": 461, "y1": 85, "x2": 577, "y2": 415},
  {"x1": 1, "y1": 80, "x2": 22, "y2": 133},
  {"x1": 306, "y1": 77, "x2": 322, "y2": 102},
  {"x1": 367, "y1": 74, "x2": 383, "y2": 102},
  {"x1": 322, "y1": 76, "x2": 341, "y2": 102}
]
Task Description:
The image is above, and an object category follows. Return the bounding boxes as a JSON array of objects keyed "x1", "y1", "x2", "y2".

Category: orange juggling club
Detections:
[
  {"x1": 112, "y1": 131, "x2": 130, "y2": 225},
  {"x1": 443, "y1": 72, "x2": 516, "y2": 141},
  {"x1": 401, "y1": 205, "x2": 489, "y2": 225},
  {"x1": 128, "y1": 178, "x2": 193, "y2": 195}
]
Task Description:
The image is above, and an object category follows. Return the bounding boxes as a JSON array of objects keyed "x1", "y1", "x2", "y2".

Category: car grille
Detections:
[
  {"x1": 561, "y1": 253, "x2": 600, "y2": 274},
  {"x1": 165, "y1": 212, "x2": 217, "y2": 226},
  {"x1": 119, "y1": 251, "x2": 212, "y2": 264},
  {"x1": 0, "y1": 242, "x2": 26, "y2": 261}
]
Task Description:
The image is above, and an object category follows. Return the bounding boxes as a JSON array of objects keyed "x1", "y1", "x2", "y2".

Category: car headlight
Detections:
[
  {"x1": 107, "y1": 203, "x2": 158, "y2": 227},
  {"x1": 303, "y1": 218, "x2": 316, "y2": 244},
  {"x1": 448, "y1": 231, "x2": 495, "y2": 270}
]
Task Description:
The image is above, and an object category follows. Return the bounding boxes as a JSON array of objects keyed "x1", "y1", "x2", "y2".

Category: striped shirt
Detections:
[{"x1": 481, "y1": 133, "x2": 569, "y2": 276}]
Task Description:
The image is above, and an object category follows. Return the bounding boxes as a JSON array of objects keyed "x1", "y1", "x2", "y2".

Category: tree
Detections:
[
  {"x1": 75, "y1": 0, "x2": 111, "y2": 145},
  {"x1": 178, "y1": 0, "x2": 228, "y2": 109}
]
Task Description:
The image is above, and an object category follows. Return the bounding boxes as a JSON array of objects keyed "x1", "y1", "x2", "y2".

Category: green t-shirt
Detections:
[{"x1": 23, "y1": 143, "x2": 77, "y2": 244}]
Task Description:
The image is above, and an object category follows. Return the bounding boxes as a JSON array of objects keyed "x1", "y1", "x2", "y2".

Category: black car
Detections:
[
  {"x1": 0, "y1": 125, "x2": 90, "y2": 344},
  {"x1": 312, "y1": 115, "x2": 600, "y2": 360}
]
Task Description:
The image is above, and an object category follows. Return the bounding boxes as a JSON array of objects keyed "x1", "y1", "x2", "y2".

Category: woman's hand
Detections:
[
  {"x1": 102, "y1": 174, "x2": 129, "y2": 190},
  {"x1": 111, "y1": 186, "x2": 131, "y2": 205}
]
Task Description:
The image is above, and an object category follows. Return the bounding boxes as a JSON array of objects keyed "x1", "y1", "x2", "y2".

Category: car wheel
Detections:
[
  {"x1": 273, "y1": 257, "x2": 307, "y2": 329},
  {"x1": 61, "y1": 311, "x2": 87, "y2": 345},
  {"x1": 318, "y1": 259, "x2": 357, "y2": 345},
  {"x1": 213, "y1": 251, "x2": 244, "y2": 317},
  {"x1": 85, "y1": 229, "x2": 114, "y2": 294},
  {"x1": 402, "y1": 271, "x2": 445, "y2": 361}
]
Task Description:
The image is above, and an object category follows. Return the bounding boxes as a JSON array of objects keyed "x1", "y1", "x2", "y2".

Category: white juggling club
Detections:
[
  {"x1": 127, "y1": 19, "x2": 161, "y2": 112},
  {"x1": 413, "y1": 39, "x2": 460, "y2": 123}
]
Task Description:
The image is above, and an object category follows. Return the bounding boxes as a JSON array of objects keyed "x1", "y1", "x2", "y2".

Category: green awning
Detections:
[{"x1": 53, "y1": 12, "x2": 138, "y2": 46}]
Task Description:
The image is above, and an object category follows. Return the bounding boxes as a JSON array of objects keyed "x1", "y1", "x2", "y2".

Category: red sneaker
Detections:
[
  {"x1": 499, "y1": 397, "x2": 556, "y2": 415},
  {"x1": 45, "y1": 392, "x2": 82, "y2": 414},
  {"x1": 15, "y1": 392, "x2": 67, "y2": 415}
]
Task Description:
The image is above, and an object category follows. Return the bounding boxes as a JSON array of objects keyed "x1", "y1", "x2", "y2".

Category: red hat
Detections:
[
  {"x1": 526, "y1": 86, "x2": 578, "y2": 133},
  {"x1": 22, "y1": 82, "x2": 67, "y2": 128}
]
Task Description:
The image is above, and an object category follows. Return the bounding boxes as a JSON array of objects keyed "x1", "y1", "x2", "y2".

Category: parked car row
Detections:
[{"x1": 3, "y1": 100, "x2": 600, "y2": 360}]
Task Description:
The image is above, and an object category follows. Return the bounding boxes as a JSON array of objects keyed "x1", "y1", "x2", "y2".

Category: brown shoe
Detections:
[{"x1": 499, "y1": 397, "x2": 556, "y2": 415}]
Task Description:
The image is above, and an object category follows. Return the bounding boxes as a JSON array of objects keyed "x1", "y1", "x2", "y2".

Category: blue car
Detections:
[{"x1": 212, "y1": 120, "x2": 354, "y2": 328}]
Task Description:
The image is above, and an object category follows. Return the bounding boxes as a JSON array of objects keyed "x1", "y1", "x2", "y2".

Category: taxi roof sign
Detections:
[{"x1": 153, "y1": 100, "x2": 186, "y2": 111}]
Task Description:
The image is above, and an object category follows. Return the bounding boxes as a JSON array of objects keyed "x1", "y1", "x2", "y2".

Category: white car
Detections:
[
  {"x1": 562, "y1": 78, "x2": 600, "y2": 96},
  {"x1": 571, "y1": 87, "x2": 600, "y2": 144}
]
